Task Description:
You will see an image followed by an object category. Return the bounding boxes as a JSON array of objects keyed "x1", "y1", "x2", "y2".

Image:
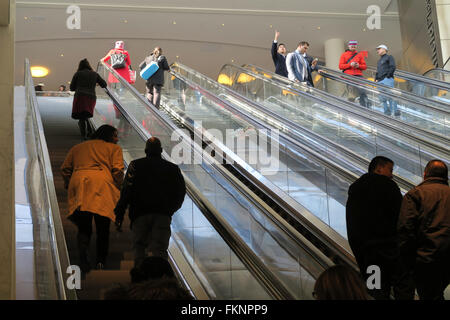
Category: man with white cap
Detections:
[
  {"x1": 339, "y1": 40, "x2": 369, "y2": 107},
  {"x1": 375, "y1": 44, "x2": 399, "y2": 116}
]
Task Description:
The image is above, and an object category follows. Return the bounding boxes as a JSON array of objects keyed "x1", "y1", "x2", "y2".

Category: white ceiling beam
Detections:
[{"x1": 16, "y1": 1, "x2": 399, "y2": 19}]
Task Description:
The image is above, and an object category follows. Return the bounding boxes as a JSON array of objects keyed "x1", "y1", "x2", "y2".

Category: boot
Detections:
[
  {"x1": 77, "y1": 233, "x2": 91, "y2": 273},
  {"x1": 78, "y1": 120, "x2": 87, "y2": 140}
]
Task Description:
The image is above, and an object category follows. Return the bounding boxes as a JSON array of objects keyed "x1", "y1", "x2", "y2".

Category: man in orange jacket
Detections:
[{"x1": 339, "y1": 40, "x2": 369, "y2": 108}]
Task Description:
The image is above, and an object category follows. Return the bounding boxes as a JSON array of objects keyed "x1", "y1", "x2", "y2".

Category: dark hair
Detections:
[
  {"x1": 91, "y1": 124, "x2": 118, "y2": 143},
  {"x1": 424, "y1": 160, "x2": 448, "y2": 180},
  {"x1": 59, "y1": 85, "x2": 66, "y2": 90},
  {"x1": 78, "y1": 58, "x2": 93, "y2": 71},
  {"x1": 130, "y1": 256, "x2": 175, "y2": 284},
  {"x1": 145, "y1": 137, "x2": 163, "y2": 156},
  {"x1": 278, "y1": 43, "x2": 286, "y2": 48},
  {"x1": 313, "y1": 265, "x2": 370, "y2": 300},
  {"x1": 298, "y1": 41, "x2": 310, "y2": 47},
  {"x1": 127, "y1": 278, "x2": 194, "y2": 300},
  {"x1": 368, "y1": 156, "x2": 394, "y2": 174}
]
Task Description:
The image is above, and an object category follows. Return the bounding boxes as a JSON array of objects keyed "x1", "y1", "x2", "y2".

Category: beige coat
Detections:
[{"x1": 61, "y1": 139, "x2": 124, "y2": 221}]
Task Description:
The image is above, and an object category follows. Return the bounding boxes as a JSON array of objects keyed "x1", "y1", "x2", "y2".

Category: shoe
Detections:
[
  {"x1": 96, "y1": 262, "x2": 105, "y2": 270},
  {"x1": 394, "y1": 111, "x2": 401, "y2": 116}
]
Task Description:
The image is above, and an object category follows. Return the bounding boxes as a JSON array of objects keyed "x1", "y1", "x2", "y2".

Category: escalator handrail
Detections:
[
  {"x1": 364, "y1": 66, "x2": 450, "y2": 91},
  {"x1": 317, "y1": 65, "x2": 450, "y2": 112},
  {"x1": 243, "y1": 63, "x2": 450, "y2": 152},
  {"x1": 157, "y1": 74, "x2": 341, "y2": 270},
  {"x1": 166, "y1": 63, "x2": 363, "y2": 266},
  {"x1": 184, "y1": 63, "x2": 418, "y2": 192},
  {"x1": 24, "y1": 58, "x2": 77, "y2": 300},
  {"x1": 98, "y1": 61, "x2": 297, "y2": 300},
  {"x1": 423, "y1": 68, "x2": 450, "y2": 77}
]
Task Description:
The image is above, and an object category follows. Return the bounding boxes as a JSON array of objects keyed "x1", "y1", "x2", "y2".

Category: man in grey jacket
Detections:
[
  {"x1": 398, "y1": 159, "x2": 450, "y2": 300},
  {"x1": 286, "y1": 41, "x2": 318, "y2": 87}
]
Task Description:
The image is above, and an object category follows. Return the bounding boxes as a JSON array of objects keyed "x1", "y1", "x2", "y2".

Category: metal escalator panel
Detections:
[
  {"x1": 423, "y1": 68, "x2": 450, "y2": 83},
  {"x1": 363, "y1": 66, "x2": 450, "y2": 100},
  {"x1": 245, "y1": 64, "x2": 450, "y2": 141},
  {"x1": 96, "y1": 63, "x2": 330, "y2": 299},
  {"x1": 179, "y1": 63, "x2": 448, "y2": 188},
  {"x1": 154, "y1": 64, "x2": 358, "y2": 244},
  {"x1": 316, "y1": 65, "x2": 450, "y2": 109}
]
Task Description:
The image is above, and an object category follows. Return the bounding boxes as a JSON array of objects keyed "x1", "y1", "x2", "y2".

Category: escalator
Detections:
[
  {"x1": 243, "y1": 64, "x2": 450, "y2": 141},
  {"x1": 31, "y1": 59, "x2": 333, "y2": 300},
  {"x1": 424, "y1": 68, "x2": 450, "y2": 83},
  {"x1": 363, "y1": 65, "x2": 450, "y2": 102},
  {"x1": 316, "y1": 65, "x2": 450, "y2": 106},
  {"x1": 176, "y1": 62, "x2": 448, "y2": 189}
]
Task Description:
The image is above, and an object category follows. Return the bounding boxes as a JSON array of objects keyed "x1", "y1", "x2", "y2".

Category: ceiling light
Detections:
[
  {"x1": 269, "y1": 25, "x2": 273, "y2": 28},
  {"x1": 60, "y1": 54, "x2": 64, "y2": 57},
  {"x1": 222, "y1": 24, "x2": 225, "y2": 26},
  {"x1": 24, "y1": 17, "x2": 28, "y2": 20},
  {"x1": 173, "y1": 21, "x2": 177, "y2": 25},
  {"x1": 30, "y1": 66, "x2": 49, "y2": 78},
  {"x1": 317, "y1": 26, "x2": 321, "y2": 30}
]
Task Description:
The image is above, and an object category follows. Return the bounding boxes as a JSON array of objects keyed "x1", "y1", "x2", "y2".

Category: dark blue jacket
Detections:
[
  {"x1": 375, "y1": 54, "x2": 396, "y2": 81},
  {"x1": 271, "y1": 41, "x2": 288, "y2": 77}
]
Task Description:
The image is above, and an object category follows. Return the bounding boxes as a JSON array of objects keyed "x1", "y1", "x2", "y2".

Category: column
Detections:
[
  {"x1": 323, "y1": 38, "x2": 345, "y2": 96},
  {"x1": 436, "y1": 0, "x2": 450, "y2": 67},
  {"x1": 324, "y1": 38, "x2": 345, "y2": 71},
  {"x1": 0, "y1": 0, "x2": 15, "y2": 300}
]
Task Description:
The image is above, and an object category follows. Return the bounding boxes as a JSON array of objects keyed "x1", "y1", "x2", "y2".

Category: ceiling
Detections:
[{"x1": 15, "y1": 0, "x2": 402, "y2": 91}]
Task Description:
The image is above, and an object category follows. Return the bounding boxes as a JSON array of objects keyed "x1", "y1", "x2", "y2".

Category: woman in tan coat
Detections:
[{"x1": 61, "y1": 124, "x2": 124, "y2": 272}]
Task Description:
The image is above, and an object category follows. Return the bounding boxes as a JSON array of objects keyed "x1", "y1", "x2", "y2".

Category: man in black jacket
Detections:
[
  {"x1": 398, "y1": 160, "x2": 449, "y2": 300},
  {"x1": 271, "y1": 30, "x2": 288, "y2": 77},
  {"x1": 375, "y1": 44, "x2": 399, "y2": 116},
  {"x1": 346, "y1": 156, "x2": 405, "y2": 300},
  {"x1": 114, "y1": 137, "x2": 186, "y2": 265}
]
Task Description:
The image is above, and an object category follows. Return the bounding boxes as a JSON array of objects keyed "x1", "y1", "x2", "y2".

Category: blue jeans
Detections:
[{"x1": 379, "y1": 77, "x2": 399, "y2": 115}]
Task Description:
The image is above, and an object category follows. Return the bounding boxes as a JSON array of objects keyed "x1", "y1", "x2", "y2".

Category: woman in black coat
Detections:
[
  {"x1": 139, "y1": 47, "x2": 170, "y2": 109},
  {"x1": 70, "y1": 59, "x2": 107, "y2": 139}
]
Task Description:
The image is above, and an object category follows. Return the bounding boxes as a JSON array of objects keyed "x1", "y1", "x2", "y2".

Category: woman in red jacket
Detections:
[
  {"x1": 102, "y1": 40, "x2": 132, "y2": 86},
  {"x1": 339, "y1": 40, "x2": 369, "y2": 108}
]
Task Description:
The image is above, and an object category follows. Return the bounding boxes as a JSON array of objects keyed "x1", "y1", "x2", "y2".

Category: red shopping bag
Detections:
[{"x1": 129, "y1": 70, "x2": 136, "y2": 84}]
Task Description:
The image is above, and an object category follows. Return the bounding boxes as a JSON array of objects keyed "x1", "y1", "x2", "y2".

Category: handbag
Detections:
[
  {"x1": 110, "y1": 51, "x2": 127, "y2": 69},
  {"x1": 140, "y1": 61, "x2": 159, "y2": 80}
]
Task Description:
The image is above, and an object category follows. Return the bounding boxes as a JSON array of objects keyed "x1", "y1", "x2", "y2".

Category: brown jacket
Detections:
[
  {"x1": 61, "y1": 139, "x2": 124, "y2": 221},
  {"x1": 398, "y1": 178, "x2": 450, "y2": 266}
]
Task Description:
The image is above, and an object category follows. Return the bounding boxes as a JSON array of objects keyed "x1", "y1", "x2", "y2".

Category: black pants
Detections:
[
  {"x1": 146, "y1": 83, "x2": 163, "y2": 109},
  {"x1": 354, "y1": 244, "x2": 414, "y2": 300},
  {"x1": 71, "y1": 211, "x2": 111, "y2": 267},
  {"x1": 415, "y1": 262, "x2": 450, "y2": 300}
]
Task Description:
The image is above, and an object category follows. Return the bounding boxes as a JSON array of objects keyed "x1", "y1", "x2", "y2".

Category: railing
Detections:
[{"x1": 24, "y1": 58, "x2": 77, "y2": 300}]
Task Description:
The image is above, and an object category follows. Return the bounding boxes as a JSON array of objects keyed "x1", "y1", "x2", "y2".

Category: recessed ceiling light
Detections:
[
  {"x1": 123, "y1": 20, "x2": 128, "y2": 23},
  {"x1": 222, "y1": 24, "x2": 225, "y2": 26},
  {"x1": 30, "y1": 66, "x2": 49, "y2": 78},
  {"x1": 173, "y1": 21, "x2": 177, "y2": 25},
  {"x1": 60, "y1": 54, "x2": 64, "y2": 57},
  {"x1": 269, "y1": 25, "x2": 273, "y2": 28},
  {"x1": 24, "y1": 17, "x2": 28, "y2": 20},
  {"x1": 317, "y1": 26, "x2": 321, "y2": 30},
  {"x1": 231, "y1": 59, "x2": 235, "y2": 63}
]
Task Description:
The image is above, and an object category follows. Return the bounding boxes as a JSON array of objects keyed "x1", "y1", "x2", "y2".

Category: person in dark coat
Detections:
[
  {"x1": 114, "y1": 137, "x2": 186, "y2": 266},
  {"x1": 271, "y1": 30, "x2": 288, "y2": 77},
  {"x1": 346, "y1": 156, "x2": 405, "y2": 300},
  {"x1": 70, "y1": 59, "x2": 107, "y2": 139},
  {"x1": 398, "y1": 160, "x2": 450, "y2": 300},
  {"x1": 139, "y1": 47, "x2": 170, "y2": 109}
]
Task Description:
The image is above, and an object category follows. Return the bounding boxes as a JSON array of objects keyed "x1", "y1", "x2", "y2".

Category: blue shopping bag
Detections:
[{"x1": 140, "y1": 61, "x2": 159, "y2": 80}]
